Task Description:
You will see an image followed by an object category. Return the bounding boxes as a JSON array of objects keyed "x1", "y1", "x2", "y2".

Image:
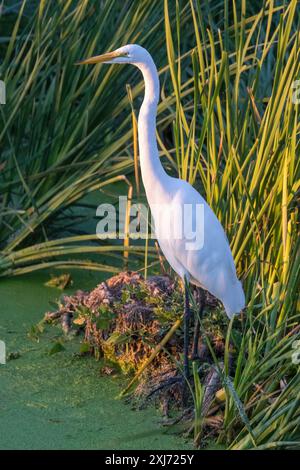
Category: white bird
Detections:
[{"x1": 78, "y1": 44, "x2": 245, "y2": 381}]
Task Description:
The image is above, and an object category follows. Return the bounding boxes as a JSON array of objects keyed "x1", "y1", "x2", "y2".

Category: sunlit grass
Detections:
[
  {"x1": 0, "y1": 0, "x2": 191, "y2": 275},
  {"x1": 163, "y1": 0, "x2": 299, "y2": 449}
]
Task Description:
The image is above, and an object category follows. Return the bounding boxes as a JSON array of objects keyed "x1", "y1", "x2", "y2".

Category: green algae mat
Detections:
[{"x1": 0, "y1": 271, "x2": 192, "y2": 450}]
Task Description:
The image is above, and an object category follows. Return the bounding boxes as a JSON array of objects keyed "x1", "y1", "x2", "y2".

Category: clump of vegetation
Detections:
[
  {"x1": 43, "y1": 268, "x2": 300, "y2": 449},
  {"x1": 45, "y1": 271, "x2": 224, "y2": 375},
  {"x1": 43, "y1": 271, "x2": 246, "y2": 445}
]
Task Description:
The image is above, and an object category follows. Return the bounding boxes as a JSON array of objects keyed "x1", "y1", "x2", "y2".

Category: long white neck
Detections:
[{"x1": 136, "y1": 59, "x2": 169, "y2": 202}]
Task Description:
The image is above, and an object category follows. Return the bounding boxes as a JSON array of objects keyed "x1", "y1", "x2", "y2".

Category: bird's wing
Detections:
[{"x1": 169, "y1": 180, "x2": 238, "y2": 286}]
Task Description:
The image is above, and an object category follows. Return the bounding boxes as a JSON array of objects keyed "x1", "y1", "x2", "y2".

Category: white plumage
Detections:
[
  {"x1": 124, "y1": 44, "x2": 245, "y2": 318},
  {"x1": 149, "y1": 179, "x2": 245, "y2": 318},
  {"x1": 79, "y1": 44, "x2": 245, "y2": 381}
]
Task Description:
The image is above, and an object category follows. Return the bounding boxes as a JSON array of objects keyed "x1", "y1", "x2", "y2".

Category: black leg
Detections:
[
  {"x1": 192, "y1": 288, "x2": 205, "y2": 360},
  {"x1": 183, "y1": 277, "x2": 191, "y2": 382},
  {"x1": 192, "y1": 316, "x2": 200, "y2": 360}
]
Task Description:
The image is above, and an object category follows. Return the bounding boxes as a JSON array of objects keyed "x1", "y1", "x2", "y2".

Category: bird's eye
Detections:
[{"x1": 119, "y1": 52, "x2": 129, "y2": 58}]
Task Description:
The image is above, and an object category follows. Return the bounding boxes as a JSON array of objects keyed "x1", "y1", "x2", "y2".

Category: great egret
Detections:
[{"x1": 78, "y1": 44, "x2": 245, "y2": 382}]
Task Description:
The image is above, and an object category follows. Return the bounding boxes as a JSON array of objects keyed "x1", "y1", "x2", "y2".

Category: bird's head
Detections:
[{"x1": 76, "y1": 44, "x2": 150, "y2": 66}]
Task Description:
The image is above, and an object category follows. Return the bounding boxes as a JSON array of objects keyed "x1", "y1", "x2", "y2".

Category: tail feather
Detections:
[{"x1": 223, "y1": 280, "x2": 245, "y2": 319}]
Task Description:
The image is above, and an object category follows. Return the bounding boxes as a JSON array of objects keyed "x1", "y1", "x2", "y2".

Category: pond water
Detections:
[{"x1": 0, "y1": 270, "x2": 192, "y2": 450}]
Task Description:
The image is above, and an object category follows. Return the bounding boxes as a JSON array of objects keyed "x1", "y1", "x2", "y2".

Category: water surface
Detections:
[{"x1": 0, "y1": 271, "x2": 192, "y2": 450}]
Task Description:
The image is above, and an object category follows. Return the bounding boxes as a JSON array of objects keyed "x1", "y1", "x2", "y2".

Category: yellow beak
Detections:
[{"x1": 76, "y1": 51, "x2": 123, "y2": 65}]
